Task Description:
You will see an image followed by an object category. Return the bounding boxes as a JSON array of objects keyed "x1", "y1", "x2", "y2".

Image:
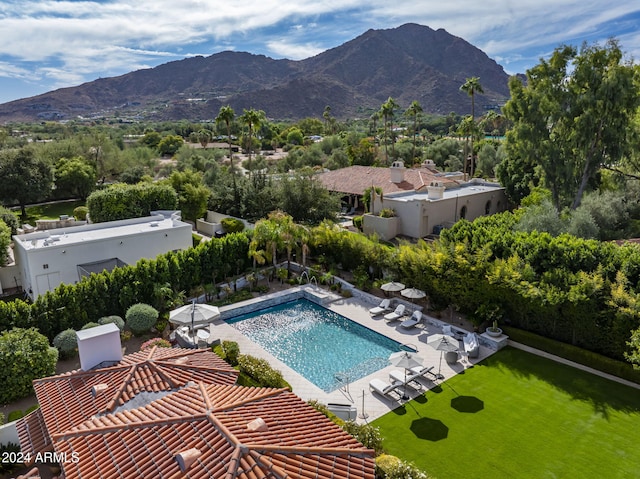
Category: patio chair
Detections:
[
  {"x1": 369, "y1": 378, "x2": 401, "y2": 399},
  {"x1": 400, "y1": 310, "x2": 422, "y2": 329},
  {"x1": 406, "y1": 365, "x2": 436, "y2": 382},
  {"x1": 389, "y1": 370, "x2": 422, "y2": 390},
  {"x1": 384, "y1": 304, "x2": 406, "y2": 322},
  {"x1": 442, "y1": 324, "x2": 456, "y2": 338},
  {"x1": 369, "y1": 298, "x2": 392, "y2": 316}
]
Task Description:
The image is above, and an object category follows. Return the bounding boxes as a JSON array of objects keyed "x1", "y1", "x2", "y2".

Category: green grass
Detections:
[
  {"x1": 371, "y1": 347, "x2": 640, "y2": 479},
  {"x1": 22, "y1": 200, "x2": 84, "y2": 221}
]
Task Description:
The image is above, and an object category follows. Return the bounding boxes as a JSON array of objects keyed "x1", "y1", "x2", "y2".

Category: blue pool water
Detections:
[{"x1": 227, "y1": 299, "x2": 403, "y2": 392}]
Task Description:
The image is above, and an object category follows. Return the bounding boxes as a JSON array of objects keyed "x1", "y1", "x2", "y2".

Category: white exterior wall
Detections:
[{"x1": 13, "y1": 213, "x2": 193, "y2": 300}]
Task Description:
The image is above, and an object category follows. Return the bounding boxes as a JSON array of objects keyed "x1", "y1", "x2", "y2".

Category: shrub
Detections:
[
  {"x1": 237, "y1": 354, "x2": 291, "y2": 389},
  {"x1": 353, "y1": 215, "x2": 363, "y2": 230},
  {"x1": 0, "y1": 328, "x2": 58, "y2": 404},
  {"x1": 221, "y1": 217, "x2": 245, "y2": 233},
  {"x1": 155, "y1": 317, "x2": 169, "y2": 334},
  {"x1": 140, "y1": 337, "x2": 171, "y2": 350},
  {"x1": 80, "y1": 322, "x2": 100, "y2": 330},
  {"x1": 379, "y1": 208, "x2": 396, "y2": 218},
  {"x1": 221, "y1": 340, "x2": 240, "y2": 366},
  {"x1": 73, "y1": 205, "x2": 88, "y2": 221},
  {"x1": 0, "y1": 412, "x2": 4, "y2": 425},
  {"x1": 98, "y1": 315, "x2": 125, "y2": 331},
  {"x1": 375, "y1": 454, "x2": 428, "y2": 479},
  {"x1": 0, "y1": 206, "x2": 19, "y2": 235},
  {"x1": 342, "y1": 421, "x2": 384, "y2": 455},
  {"x1": 125, "y1": 303, "x2": 159, "y2": 336},
  {"x1": 53, "y1": 328, "x2": 78, "y2": 358},
  {"x1": 306, "y1": 400, "x2": 345, "y2": 427},
  {"x1": 0, "y1": 442, "x2": 20, "y2": 473},
  {"x1": 7, "y1": 410, "x2": 23, "y2": 422}
]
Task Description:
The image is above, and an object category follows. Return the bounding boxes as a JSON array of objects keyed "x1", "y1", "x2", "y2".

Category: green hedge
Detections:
[{"x1": 237, "y1": 354, "x2": 291, "y2": 389}]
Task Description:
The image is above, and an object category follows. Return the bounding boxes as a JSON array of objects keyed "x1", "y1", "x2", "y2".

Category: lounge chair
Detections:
[
  {"x1": 369, "y1": 378, "x2": 400, "y2": 398},
  {"x1": 400, "y1": 310, "x2": 422, "y2": 329},
  {"x1": 406, "y1": 365, "x2": 436, "y2": 382},
  {"x1": 463, "y1": 332, "x2": 480, "y2": 358},
  {"x1": 389, "y1": 370, "x2": 422, "y2": 390},
  {"x1": 384, "y1": 304, "x2": 406, "y2": 322},
  {"x1": 369, "y1": 298, "x2": 391, "y2": 316}
]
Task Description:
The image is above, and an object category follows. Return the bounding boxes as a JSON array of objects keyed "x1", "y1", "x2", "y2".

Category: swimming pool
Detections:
[{"x1": 227, "y1": 299, "x2": 403, "y2": 392}]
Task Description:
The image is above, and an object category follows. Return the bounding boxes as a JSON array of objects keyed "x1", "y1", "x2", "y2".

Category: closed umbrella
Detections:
[
  {"x1": 389, "y1": 350, "x2": 423, "y2": 400},
  {"x1": 427, "y1": 333, "x2": 458, "y2": 379}
]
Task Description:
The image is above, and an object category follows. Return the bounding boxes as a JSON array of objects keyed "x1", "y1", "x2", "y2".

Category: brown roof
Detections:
[
  {"x1": 317, "y1": 165, "x2": 459, "y2": 196},
  {"x1": 17, "y1": 347, "x2": 375, "y2": 479}
]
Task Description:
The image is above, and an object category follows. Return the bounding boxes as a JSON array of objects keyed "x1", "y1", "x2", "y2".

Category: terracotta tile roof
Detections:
[
  {"x1": 317, "y1": 165, "x2": 460, "y2": 196},
  {"x1": 17, "y1": 347, "x2": 374, "y2": 479},
  {"x1": 17, "y1": 347, "x2": 238, "y2": 455}
]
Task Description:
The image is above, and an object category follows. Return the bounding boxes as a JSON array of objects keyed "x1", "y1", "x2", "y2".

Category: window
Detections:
[{"x1": 460, "y1": 205, "x2": 467, "y2": 220}]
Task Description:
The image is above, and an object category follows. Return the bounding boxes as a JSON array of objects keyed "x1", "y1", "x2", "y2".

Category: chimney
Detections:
[
  {"x1": 427, "y1": 181, "x2": 445, "y2": 200},
  {"x1": 390, "y1": 160, "x2": 405, "y2": 184},
  {"x1": 175, "y1": 448, "x2": 202, "y2": 472},
  {"x1": 91, "y1": 383, "x2": 109, "y2": 396},
  {"x1": 246, "y1": 417, "x2": 268, "y2": 432},
  {"x1": 76, "y1": 323, "x2": 123, "y2": 371}
]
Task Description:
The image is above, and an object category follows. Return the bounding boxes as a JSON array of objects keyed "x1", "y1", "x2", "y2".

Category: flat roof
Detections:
[
  {"x1": 14, "y1": 213, "x2": 187, "y2": 251},
  {"x1": 387, "y1": 182, "x2": 504, "y2": 203}
]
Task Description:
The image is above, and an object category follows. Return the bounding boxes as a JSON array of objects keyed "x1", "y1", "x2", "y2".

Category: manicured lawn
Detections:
[
  {"x1": 23, "y1": 200, "x2": 84, "y2": 221},
  {"x1": 372, "y1": 347, "x2": 640, "y2": 479}
]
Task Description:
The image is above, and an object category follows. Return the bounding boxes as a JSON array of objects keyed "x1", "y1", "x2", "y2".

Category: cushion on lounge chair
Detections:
[
  {"x1": 369, "y1": 298, "x2": 391, "y2": 315},
  {"x1": 400, "y1": 310, "x2": 422, "y2": 328},
  {"x1": 369, "y1": 378, "x2": 400, "y2": 397},
  {"x1": 384, "y1": 304, "x2": 406, "y2": 322},
  {"x1": 407, "y1": 365, "x2": 435, "y2": 382}
]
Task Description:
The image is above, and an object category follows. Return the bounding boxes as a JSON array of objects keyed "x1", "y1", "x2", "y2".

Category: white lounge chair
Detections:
[
  {"x1": 406, "y1": 365, "x2": 436, "y2": 383},
  {"x1": 389, "y1": 370, "x2": 422, "y2": 389},
  {"x1": 384, "y1": 304, "x2": 406, "y2": 322},
  {"x1": 369, "y1": 378, "x2": 400, "y2": 398},
  {"x1": 369, "y1": 298, "x2": 391, "y2": 316},
  {"x1": 400, "y1": 310, "x2": 422, "y2": 329}
]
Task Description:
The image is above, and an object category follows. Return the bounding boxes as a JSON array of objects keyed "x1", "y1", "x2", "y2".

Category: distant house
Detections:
[
  {"x1": 12, "y1": 211, "x2": 193, "y2": 300},
  {"x1": 14, "y1": 334, "x2": 374, "y2": 479},
  {"x1": 317, "y1": 161, "x2": 507, "y2": 240}
]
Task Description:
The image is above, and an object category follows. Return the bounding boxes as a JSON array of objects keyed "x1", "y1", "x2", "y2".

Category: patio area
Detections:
[{"x1": 208, "y1": 286, "x2": 501, "y2": 422}]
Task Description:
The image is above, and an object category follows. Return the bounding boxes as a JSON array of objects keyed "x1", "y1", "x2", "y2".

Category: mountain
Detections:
[{"x1": 0, "y1": 23, "x2": 511, "y2": 123}]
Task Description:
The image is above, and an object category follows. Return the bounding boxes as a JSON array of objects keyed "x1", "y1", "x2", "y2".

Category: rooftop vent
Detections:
[
  {"x1": 175, "y1": 448, "x2": 202, "y2": 472},
  {"x1": 91, "y1": 383, "x2": 109, "y2": 396},
  {"x1": 150, "y1": 221, "x2": 159, "y2": 227},
  {"x1": 77, "y1": 323, "x2": 123, "y2": 371},
  {"x1": 246, "y1": 417, "x2": 268, "y2": 432}
]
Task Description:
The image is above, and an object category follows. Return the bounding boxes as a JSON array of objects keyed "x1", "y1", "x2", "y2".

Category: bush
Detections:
[
  {"x1": 0, "y1": 328, "x2": 58, "y2": 404},
  {"x1": 306, "y1": 400, "x2": 345, "y2": 427},
  {"x1": 237, "y1": 354, "x2": 291, "y2": 389},
  {"x1": 53, "y1": 328, "x2": 78, "y2": 358},
  {"x1": 7, "y1": 410, "x2": 23, "y2": 422},
  {"x1": 221, "y1": 217, "x2": 245, "y2": 233},
  {"x1": 125, "y1": 303, "x2": 159, "y2": 336},
  {"x1": 353, "y1": 215, "x2": 363, "y2": 230},
  {"x1": 221, "y1": 340, "x2": 240, "y2": 366},
  {"x1": 140, "y1": 337, "x2": 171, "y2": 350},
  {"x1": 342, "y1": 421, "x2": 384, "y2": 455},
  {"x1": 375, "y1": 454, "x2": 428, "y2": 479},
  {"x1": 80, "y1": 322, "x2": 100, "y2": 330},
  {"x1": 73, "y1": 205, "x2": 88, "y2": 221},
  {"x1": 0, "y1": 442, "x2": 20, "y2": 473},
  {"x1": 98, "y1": 315, "x2": 125, "y2": 331},
  {"x1": 0, "y1": 206, "x2": 19, "y2": 235},
  {"x1": 379, "y1": 208, "x2": 396, "y2": 218}
]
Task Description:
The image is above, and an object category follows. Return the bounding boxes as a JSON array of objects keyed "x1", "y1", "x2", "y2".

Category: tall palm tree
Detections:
[
  {"x1": 239, "y1": 108, "x2": 264, "y2": 171},
  {"x1": 460, "y1": 77, "x2": 484, "y2": 177},
  {"x1": 215, "y1": 105, "x2": 235, "y2": 171},
  {"x1": 380, "y1": 97, "x2": 399, "y2": 165},
  {"x1": 323, "y1": 105, "x2": 332, "y2": 135},
  {"x1": 405, "y1": 100, "x2": 423, "y2": 165}
]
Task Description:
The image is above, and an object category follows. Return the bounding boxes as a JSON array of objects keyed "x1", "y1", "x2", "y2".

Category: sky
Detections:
[{"x1": 0, "y1": 1, "x2": 638, "y2": 104}]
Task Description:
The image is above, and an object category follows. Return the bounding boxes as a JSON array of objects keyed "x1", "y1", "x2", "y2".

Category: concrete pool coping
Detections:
[{"x1": 210, "y1": 285, "x2": 499, "y2": 423}]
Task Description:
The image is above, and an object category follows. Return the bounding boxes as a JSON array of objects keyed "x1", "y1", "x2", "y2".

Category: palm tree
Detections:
[
  {"x1": 197, "y1": 129, "x2": 211, "y2": 148},
  {"x1": 323, "y1": 105, "x2": 332, "y2": 135},
  {"x1": 380, "y1": 97, "x2": 399, "y2": 165},
  {"x1": 215, "y1": 105, "x2": 235, "y2": 171},
  {"x1": 405, "y1": 100, "x2": 423, "y2": 165},
  {"x1": 460, "y1": 77, "x2": 484, "y2": 177},
  {"x1": 239, "y1": 108, "x2": 264, "y2": 171}
]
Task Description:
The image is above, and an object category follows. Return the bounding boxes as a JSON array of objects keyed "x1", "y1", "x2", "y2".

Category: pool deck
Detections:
[{"x1": 210, "y1": 286, "x2": 499, "y2": 423}]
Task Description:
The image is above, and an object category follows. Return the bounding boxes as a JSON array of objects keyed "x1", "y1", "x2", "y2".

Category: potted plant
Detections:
[{"x1": 486, "y1": 319, "x2": 503, "y2": 337}]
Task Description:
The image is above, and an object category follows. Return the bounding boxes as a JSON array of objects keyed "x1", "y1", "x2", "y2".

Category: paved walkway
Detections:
[{"x1": 212, "y1": 291, "x2": 497, "y2": 423}]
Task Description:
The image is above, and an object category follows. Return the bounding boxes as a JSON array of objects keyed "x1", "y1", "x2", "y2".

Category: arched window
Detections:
[{"x1": 460, "y1": 205, "x2": 467, "y2": 220}]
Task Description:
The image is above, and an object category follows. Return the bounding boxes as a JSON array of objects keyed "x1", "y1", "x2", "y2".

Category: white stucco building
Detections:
[{"x1": 13, "y1": 211, "x2": 193, "y2": 300}]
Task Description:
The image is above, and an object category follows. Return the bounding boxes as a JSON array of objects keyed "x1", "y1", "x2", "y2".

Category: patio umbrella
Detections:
[
  {"x1": 426, "y1": 333, "x2": 458, "y2": 379},
  {"x1": 381, "y1": 281, "x2": 405, "y2": 296},
  {"x1": 169, "y1": 302, "x2": 220, "y2": 334},
  {"x1": 389, "y1": 350, "x2": 423, "y2": 400},
  {"x1": 401, "y1": 287, "x2": 426, "y2": 303}
]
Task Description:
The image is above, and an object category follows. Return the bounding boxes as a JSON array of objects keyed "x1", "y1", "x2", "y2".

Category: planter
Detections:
[{"x1": 485, "y1": 327, "x2": 503, "y2": 337}]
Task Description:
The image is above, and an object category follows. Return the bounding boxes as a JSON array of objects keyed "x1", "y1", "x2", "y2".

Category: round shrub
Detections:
[
  {"x1": 125, "y1": 303, "x2": 159, "y2": 336},
  {"x1": 80, "y1": 322, "x2": 100, "y2": 330},
  {"x1": 98, "y1": 315, "x2": 125, "y2": 331},
  {"x1": 140, "y1": 337, "x2": 171, "y2": 350},
  {"x1": 375, "y1": 454, "x2": 428, "y2": 479},
  {"x1": 53, "y1": 328, "x2": 78, "y2": 358},
  {"x1": 352, "y1": 215, "x2": 363, "y2": 231},
  {"x1": 73, "y1": 206, "x2": 88, "y2": 221},
  {"x1": 221, "y1": 340, "x2": 240, "y2": 366},
  {"x1": 221, "y1": 217, "x2": 245, "y2": 233},
  {"x1": 0, "y1": 328, "x2": 58, "y2": 404}
]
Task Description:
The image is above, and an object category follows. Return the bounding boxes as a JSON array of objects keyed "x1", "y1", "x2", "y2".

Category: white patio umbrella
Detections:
[
  {"x1": 169, "y1": 302, "x2": 220, "y2": 333},
  {"x1": 389, "y1": 350, "x2": 423, "y2": 400},
  {"x1": 401, "y1": 287, "x2": 426, "y2": 303},
  {"x1": 426, "y1": 334, "x2": 458, "y2": 379},
  {"x1": 381, "y1": 281, "x2": 405, "y2": 293}
]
